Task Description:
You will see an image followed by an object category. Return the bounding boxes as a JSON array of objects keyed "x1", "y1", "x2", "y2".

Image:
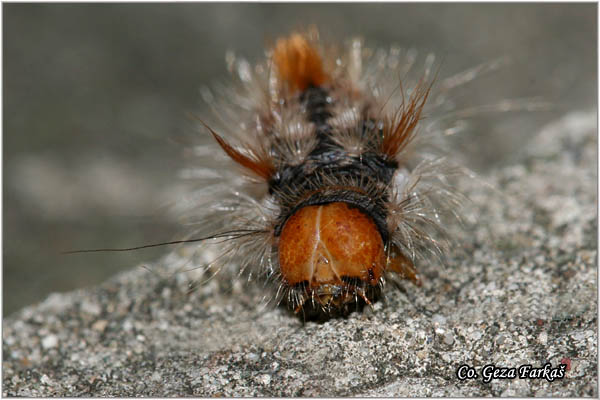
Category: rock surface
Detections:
[{"x1": 3, "y1": 110, "x2": 597, "y2": 396}]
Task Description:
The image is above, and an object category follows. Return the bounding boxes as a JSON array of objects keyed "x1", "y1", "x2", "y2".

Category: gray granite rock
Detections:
[{"x1": 3, "y1": 110, "x2": 597, "y2": 396}]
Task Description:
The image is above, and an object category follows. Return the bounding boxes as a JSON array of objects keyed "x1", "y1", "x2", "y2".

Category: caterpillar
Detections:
[{"x1": 176, "y1": 29, "x2": 468, "y2": 319}]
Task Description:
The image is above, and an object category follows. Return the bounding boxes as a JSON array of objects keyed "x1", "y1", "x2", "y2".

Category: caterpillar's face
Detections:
[{"x1": 278, "y1": 202, "x2": 384, "y2": 310}]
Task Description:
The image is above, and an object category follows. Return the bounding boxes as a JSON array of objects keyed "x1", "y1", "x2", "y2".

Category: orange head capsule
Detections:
[{"x1": 278, "y1": 202, "x2": 385, "y2": 312}]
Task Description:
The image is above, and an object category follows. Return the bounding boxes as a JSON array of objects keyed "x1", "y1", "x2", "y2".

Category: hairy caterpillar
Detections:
[
  {"x1": 175, "y1": 29, "x2": 470, "y2": 319},
  {"x1": 66, "y1": 29, "x2": 491, "y2": 319}
]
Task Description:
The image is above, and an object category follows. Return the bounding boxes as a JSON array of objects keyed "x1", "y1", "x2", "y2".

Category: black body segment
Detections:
[{"x1": 269, "y1": 84, "x2": 399, "y2": 243}]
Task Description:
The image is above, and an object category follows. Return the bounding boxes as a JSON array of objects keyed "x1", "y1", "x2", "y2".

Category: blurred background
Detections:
[{"x1": 4, "y1": 3, "x2": 596, "y2": 315}]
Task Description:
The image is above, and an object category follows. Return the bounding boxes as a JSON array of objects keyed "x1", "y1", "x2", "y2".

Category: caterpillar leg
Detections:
[{"x1": 387, "y1": 244, "x2": 422, "y2": 287}]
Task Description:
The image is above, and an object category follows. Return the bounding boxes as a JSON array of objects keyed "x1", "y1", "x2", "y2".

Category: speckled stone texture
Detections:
[{"x1": 3, "y1": 110, "x2": 597, "y2": 397}]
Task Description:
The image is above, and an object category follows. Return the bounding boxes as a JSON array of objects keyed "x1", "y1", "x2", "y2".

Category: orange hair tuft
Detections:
[
  {"x1": 273, "y1": 33, "x2": 328, "y2": 93},
  {"x1": 381, "y1": 78, "x2": 433, "y2": 159}
]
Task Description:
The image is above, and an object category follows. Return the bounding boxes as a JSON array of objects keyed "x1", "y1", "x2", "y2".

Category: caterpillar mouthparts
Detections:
[{"x1": 185, "y1": 29, "x2": 457, "y2": 319}]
